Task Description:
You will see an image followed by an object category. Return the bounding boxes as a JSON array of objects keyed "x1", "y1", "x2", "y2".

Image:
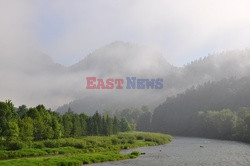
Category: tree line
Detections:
[
  {"x1": 105, "y1": 105, "x2": 152, "y2": 132},
  {"x1": 197, "y1": 108, "x2": 250, "y2": 142},
  {"x1": 151, "y1": 77, "x2": 250, "y2": 143},
  {"x1": 0, "y1": 100, "x2": 131, "y2": 143}
]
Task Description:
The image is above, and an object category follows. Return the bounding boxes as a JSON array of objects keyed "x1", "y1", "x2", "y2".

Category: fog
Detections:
[{"x1": 1, "y1": 1, "x2": 250, "y2": 112}]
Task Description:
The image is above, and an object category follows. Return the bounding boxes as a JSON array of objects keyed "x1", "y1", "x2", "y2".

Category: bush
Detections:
[
  {"x1": 131, "y1": 151, "x2": 140, "y2": 156},
  {"x1": 120, "y1": 139, "x2": 126, "y2": 144},
  {"x1": 44, "y1": 140, "x2": 60, "y2": 148},
  {"x1": 74, "y1": 143, "x2": 85, "y2": 149},
  {"x1": 33, "y1": 142, "x2": 44, "y2": 149},
  {"x1": 7, "y1": 141, "x2": 24, "y2": 150},
  {"x1": 127, "y1": 139, "x2": 134, "y2": 144},
  {"x1": 111, "y1": 138, "x2": 119, "y2": 145},
  {"x1": 0, "y1": 151, "x2": 8, "y2": 159},
  {"x1": 144, "y1": 137, "x2": 153, "y2": 142},
  {"x1": 136, "y1": 135, "x2": 144, "y2": 140}
]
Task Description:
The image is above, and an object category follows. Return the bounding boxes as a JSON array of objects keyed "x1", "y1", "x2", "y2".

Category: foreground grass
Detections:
[
  {"x1": 0, "y1": 132, "x2": 172, "y2": 166},
  {"x1": 0, "y1": 151, "x2": 140, "y2": 166}
]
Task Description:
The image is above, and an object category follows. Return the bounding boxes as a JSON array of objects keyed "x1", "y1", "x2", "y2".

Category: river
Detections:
[{"x1": 91, "y1": 137, "x2": 250, "y2": 166}]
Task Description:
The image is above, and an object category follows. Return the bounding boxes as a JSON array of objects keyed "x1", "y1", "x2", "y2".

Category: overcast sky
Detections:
[{"x1": 1, "y1": 0, "x2": 250, "y2": 66}]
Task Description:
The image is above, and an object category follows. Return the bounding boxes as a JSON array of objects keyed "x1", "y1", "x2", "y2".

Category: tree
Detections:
[
  {"x1": 51, "y1": 116, "x2": 61, "y2": 139},
  {"x1": 17, "y1": 105, "x2": 28, "y2": 118},
  {"x1": 136, "y1": 106, "x2": 152, "y2": 131},
  {"x1": 18, "y1": 117, "x2": 34, "y2": 141},
  {"x1": 26, "y1": 108, "x2": 39, "y2": 119},
  {"x1": 92, "y1": 112, "x2": 101, "y2": 135},
  {"x1": 33, "y1": 117, "x2": 46, "y2": 140},
  {"x1": 72, "y1": 114, "x2": 81, "y2": 137},
  {"x1": 79, "y1": 113, "x2": 88, "y2": 136},
  {"x1": 113, "y1": 116, "x2": 119, "y2": 134},
  {"x1": 62, "y1": 113, "x2": 73, "y2": 138},
  {"x1": 86, "y1": 117, "x2": 94, "y2": 135},
  {"x1": 0, "y1": 101, "x2": 18, "y2": 141},
  {"x1": 0, "y1": 102, "x2": 9, "y2": 140},
  {"x1": 6, "y1": 120, "x2": 19, "y2": 141},
  {"x1": 106, "y1": 115, "x2": 113, "y2": 135},
  {"x1": 119, "y1": 118, "x2": 131, "y2": 132},
  {"x1": 36, "y1": 105, "x2": 53, "y2": 140}
]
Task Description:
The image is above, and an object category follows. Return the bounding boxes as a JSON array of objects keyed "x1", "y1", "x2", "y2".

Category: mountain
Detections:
[
  {"x1": 57, "y1": 41, "x2": 175, "y2": 114},
  {"x1": 69, "y1": 41, "x2": 174, "y2": 76},
  {"x1": 2, "y1": 41, "x2": 250, "y2": 114},
  {"x1": 57, "y1": 45, "x2": 250, "y2": 114}
]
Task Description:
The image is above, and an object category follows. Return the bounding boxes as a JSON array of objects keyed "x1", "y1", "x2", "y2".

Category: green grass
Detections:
[
  {"x1": 0, "y1": 151, "x2": 141, "y2": 166},
  {"x1": 0, "y1": 132, "x2": 173, "y2": 166}
]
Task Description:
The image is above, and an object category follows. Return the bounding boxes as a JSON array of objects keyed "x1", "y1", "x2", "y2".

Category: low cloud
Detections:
[{"x1": 1, "y1": 0, "x2": 250, "y2": 110}]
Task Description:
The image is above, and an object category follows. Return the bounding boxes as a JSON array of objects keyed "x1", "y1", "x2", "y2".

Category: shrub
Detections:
[
  {"x1": 120, "y1": 139, "x2": 126, "y2": 144},
  {"x1": 0, "y1": 151, "x2": 8, "y2": 159},
  {"x1": 127, "y1": 139, "x2": 134, "y2": 144},
  {"x1": 44, "y1": 140, "x2": 60, "y2": 148},
  {"x1": 74, "y1": 143, "x2": 85, "y2": 149},
  {"x1": 111, "y1": 138, "x2": 119, "y2": 145},
  {"x1": 131, "y1": 151, "x2": 140, "y2": 156},
  {"x1": 136, "y1": 135, "x2": 144, "y2": 140},
  {"x1": 145, "y1": 137, "x2": 153, "y2": 142},
  {"x1": 33, "y1": 142, "x2": 44, "y2": 149},
  {"x1": 7, "y1": 141, "x2": 24, "y2": 150}
]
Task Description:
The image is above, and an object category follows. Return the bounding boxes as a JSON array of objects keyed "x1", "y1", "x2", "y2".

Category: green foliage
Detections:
[
  {"x1": 32, "y1": 142, "x2": 44, "y2": 149},
  {"x1": 198, "y1": 109, "x2": 237, "y2": 139},
  {"x1": 18, "y1": 117, "x2": 34, "y2": 142},
  {"x1": 0, "y1": 100, "x2": 173, "y2": 165},
  {"x1": 0, "y1": 151, "x2": 140, "y2": 166},
  {"x1": 130, "y1": 151, "x2": 140, "y2": 156},
  {"x1": 149, "y1": 77, "x2": 250, "y2": 144},
  {"x1": 0, "y1": 100, "x2": 131, "y2": 147},
  {"x1": 0, "y1": 132, "x2": 172, "y2": 159},
  {"x1": 44, "y1": 140, "x2": 60, "y2": 148},
  {"x1": 136, "y1": 135, "x2": 144, "y2": 140},
  {"x1": 119, "y1": 118, "x2": 131, "y2": 132},
  {"x1": 6, "y1": 141, "x2": 24, "y2": 150},
  {"x1": 192, "y1": 107, "x2": 250, "y2": 142},
  {"x1": 0, "y1": 101, "x2": 18, "y2": 142}
]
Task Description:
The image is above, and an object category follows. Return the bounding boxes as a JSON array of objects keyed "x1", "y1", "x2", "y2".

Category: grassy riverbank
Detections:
[{"x1": 0, "y1": 132, "x2": 172, "y2": 166}]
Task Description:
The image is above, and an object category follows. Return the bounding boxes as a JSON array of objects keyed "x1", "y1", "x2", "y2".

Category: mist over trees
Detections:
[
  {"x1": 197, "y1": 108, "x2": 250, "y2": 142},
  {"x1": 57, "y1": 45, "x2": 250, "y2": 114},
  {"x1": 106, "y1": 105, "x2": 152, "y2": 132},
  {"x1": 151, "y1": 76, "x2": 250, "y2": 142},
  {"x1": 2, "y1": 42, "x2": 250, "y2": 143},
  {"x1": 2, "y1": 41, "x2": 250, "y2": 115}
]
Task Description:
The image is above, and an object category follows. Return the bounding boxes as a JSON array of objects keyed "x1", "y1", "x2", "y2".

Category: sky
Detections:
[
  {"x1": 1, "y1": 0, "x2": 250, "y2": 109},
  {"x1": 1, "y1": 0, "x2": 250, "y2": 67}
]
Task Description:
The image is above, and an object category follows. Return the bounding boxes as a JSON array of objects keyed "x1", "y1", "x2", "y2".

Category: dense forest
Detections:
[
  {"x1": 0, "y1": 100, "x2": 131, "y2": 150},
  {"x1": 151, "y1": 76, "x2": 250, "y2": 143},
  {"x1": 112, "y1": 105, "x2": 152, "y2": 132}
]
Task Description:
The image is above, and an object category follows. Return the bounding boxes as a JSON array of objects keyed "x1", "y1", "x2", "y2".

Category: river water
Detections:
[{"x1": 91, "y1": 137, "x2": 250, "y2": 166}]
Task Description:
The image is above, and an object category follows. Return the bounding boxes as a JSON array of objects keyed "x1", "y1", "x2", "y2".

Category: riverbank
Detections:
[
  {"x1": 91, "y1": 136, "x2": 250, "y2": 166},
  {"x1": 0, "y1": 132, "x2": 172, "y2": 166}
]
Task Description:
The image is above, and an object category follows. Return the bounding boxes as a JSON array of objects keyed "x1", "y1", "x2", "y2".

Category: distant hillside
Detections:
[
  {"x1": 57, "y1": 41, "x2": 174, "y2": 114},
  {"x1": 69, "y1": 41, "x2": 174, "y2": 76},
  {"x1": 58, "y1": 46, "x2": 250, "y2": 114},
  {"x1": 151, "y1": 76, "x2": 250, "y2": 135},
  {"x1": 2, "y1": 41, "x2": 250, "y2": 114}
]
